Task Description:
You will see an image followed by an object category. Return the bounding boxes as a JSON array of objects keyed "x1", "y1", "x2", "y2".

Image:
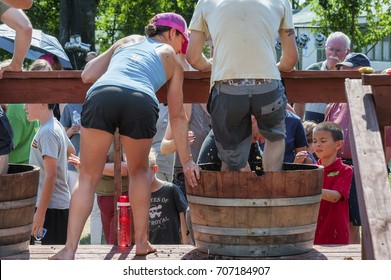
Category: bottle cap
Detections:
[{"x1": 118, "y1": 195, "x2": 129, "y2": 203}]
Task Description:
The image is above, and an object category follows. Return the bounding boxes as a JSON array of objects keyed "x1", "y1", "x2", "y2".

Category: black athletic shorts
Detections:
[{"x1": 82, "y1": 86, "x2": 159, "y2": 139}]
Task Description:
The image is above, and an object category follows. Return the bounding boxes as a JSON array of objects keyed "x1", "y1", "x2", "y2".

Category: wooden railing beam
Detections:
[{"x1": 0, "y1": 70, "x2": 363, "y2": 104}]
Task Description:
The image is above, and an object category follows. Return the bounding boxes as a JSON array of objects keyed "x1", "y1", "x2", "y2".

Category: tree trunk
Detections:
[{"x1": 59, "y1": 0, "x2": 98, "y2": 69}]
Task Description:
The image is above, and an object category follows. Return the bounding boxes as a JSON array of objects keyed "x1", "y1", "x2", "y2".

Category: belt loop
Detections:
[{"x1": 216, "y1": 81, "x2": 221, "y2": 94}]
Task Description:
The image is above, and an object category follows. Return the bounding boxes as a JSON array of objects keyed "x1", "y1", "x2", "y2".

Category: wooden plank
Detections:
[
  {"x1": 362, "y1": 74, "x2": 391, "y2": 127},
  {"x1": 362, "y1": 74, "x2": 391, "y2": 86},
  {"x1": 370, "y1": 86, "x2": 391, "y2": 127},
  {"x1": 0, "y1": 70, "x2": 362, "y2": 104},
  {"x1": 113, "y1": 129, "x2": 121, "y2": 245},
  {"x1": 0, "y1": 244, "x2": 362, "y2": 260},
  {"x1": 345, "y1": 79, "x2": 391, "y2": 260}
]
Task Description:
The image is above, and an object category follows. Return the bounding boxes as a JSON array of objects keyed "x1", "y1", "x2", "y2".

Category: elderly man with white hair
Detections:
[{"x1": 293, "y1": 31, "x2": 351, "y2": 123}]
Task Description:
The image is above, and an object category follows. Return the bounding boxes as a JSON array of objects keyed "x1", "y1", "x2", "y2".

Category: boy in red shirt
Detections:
[{"x1": 313, "y1": 122, "x2": 353, "y2": 244}]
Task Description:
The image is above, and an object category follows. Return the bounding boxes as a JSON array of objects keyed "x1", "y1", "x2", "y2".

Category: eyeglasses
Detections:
[{"x1": 325, "y1": 46, "x2": 347, "y2": 54}]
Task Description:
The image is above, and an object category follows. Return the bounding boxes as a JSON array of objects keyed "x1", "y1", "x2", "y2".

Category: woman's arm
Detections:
[
  {"x1": 160, "y1": 104, "x2": 192, "y2": 155},
  {"x1": 165, "y1": 51, "x2": 200, "y2": 187}
]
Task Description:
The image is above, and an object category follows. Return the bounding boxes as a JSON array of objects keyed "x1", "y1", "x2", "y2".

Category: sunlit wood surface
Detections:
[{"x1": 0, "y1": 244, "x2": 362, "y2": 260}]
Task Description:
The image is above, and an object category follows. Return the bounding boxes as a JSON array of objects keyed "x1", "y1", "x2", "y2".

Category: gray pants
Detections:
[{"x1": 207, "y1": 80, "x2": 287, "y2": 170}]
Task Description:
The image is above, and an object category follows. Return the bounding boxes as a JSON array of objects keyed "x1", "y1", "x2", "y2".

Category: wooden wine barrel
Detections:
[
  {"x1": 186, "y1": 163, "x2": 324, "y2": 257},
  {"x1": 0, "y1": 164, "x2": 39, "y2": 258}
]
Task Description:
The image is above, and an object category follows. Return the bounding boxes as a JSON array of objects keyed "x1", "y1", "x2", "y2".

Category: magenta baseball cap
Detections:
[{"x1": 154, "y1": 12, "x2": 189, "y2": 54}]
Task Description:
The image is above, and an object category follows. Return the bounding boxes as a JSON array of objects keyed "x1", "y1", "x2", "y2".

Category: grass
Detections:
[
  {"x1": 79, "y1": 216, "x2": 107, "y2": 245},
  {"x1": 79, "y1": 217, "x2": 91, "y2": 245}
]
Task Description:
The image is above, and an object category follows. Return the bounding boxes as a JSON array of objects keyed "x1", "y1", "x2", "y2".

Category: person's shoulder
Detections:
[
  {"x1": 286, "y1": 110, "x2": 301, "y2": 120},
  {"x1": 120, "y1": 34, "x2": 144, "y2": 44},
  {"x1": 306, "y1": 61, "x2": 323, "y2": 70},
  {"x1": 164, "y1": 181, "x2": 185, "y2": 194},
  {"x1": 163, "y1": 181, "x2": 179, "y2": 190},
  {"x1": 340, "y1": 162, "x2": 353, "y2": 173},
  {"x1": 157, "y1": 43, "x2": 177, "y2": 59},
  {"x1": 37, "y1": 120, "x2": 57, "y2": 139},
  {"x1": 114, "y1": 35, "x2": 145, "y2": 51},
  {"x1": 5, "y1": 104, "x2": 24, "y2": 117},
  {"x1": 333, "y1": 159, "x2": 353, "y2": 175}
]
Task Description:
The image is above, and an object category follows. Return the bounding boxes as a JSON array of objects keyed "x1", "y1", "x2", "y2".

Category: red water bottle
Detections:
[{"x1": 117, "y1": 195, "x2": 131, "y2": 247}]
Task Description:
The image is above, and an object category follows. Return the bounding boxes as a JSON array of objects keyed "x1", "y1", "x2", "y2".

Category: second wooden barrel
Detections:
[
  {"x1": 0, "y1": 164, "x2": 40, "y2": 258},
  {"x1": 186, "y1": 163, "x2": 324, "y2": 257}
]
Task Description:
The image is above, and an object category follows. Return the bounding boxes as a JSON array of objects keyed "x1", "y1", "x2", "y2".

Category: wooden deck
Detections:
[{"x1": 1, "y1": 244, "x2": 362, "y2": 260}]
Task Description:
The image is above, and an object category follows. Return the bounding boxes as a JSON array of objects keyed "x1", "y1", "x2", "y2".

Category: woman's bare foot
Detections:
[
  {"x1": 48, "y1": 247, "x2": 75, "y2": 260},
  {"x1": 135, "y1": 241, "x2": 157, "y2": 256}
]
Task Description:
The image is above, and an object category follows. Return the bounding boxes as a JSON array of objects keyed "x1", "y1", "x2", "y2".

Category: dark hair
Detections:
[
  {"x1": 314, "y1": 122, "x2": 344, "y2": 141},
  {"x1": 48, "y1": 104, "x2": 56, "y2": 110},
  {"x1": 145, "y1": 15, "x2": 182, "y2": 38}
]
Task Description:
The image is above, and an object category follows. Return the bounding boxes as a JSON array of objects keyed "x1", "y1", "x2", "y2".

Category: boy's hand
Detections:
[
  {"x1": 31, "y1": 211, "x2": 45, "y2": 239},
  {"x1": 188, "y1": 130, "x2": 196, "y2": 145},
  {"x1": 70, "y1": 124, "x2": 81, "y2": 135},
  {"x1": 68, "y1": 153, "x2": 81, "y2": 171},
  {"x1": 294, "y1": 151, "x2": 309, "y2": 164}
]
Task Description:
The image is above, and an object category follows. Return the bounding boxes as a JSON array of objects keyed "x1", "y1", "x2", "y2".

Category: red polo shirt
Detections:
[{"x1": 314, "y1": 158, "x2": 353, "y2": 245}]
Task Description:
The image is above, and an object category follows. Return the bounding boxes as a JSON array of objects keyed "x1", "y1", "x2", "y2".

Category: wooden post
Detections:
[
  {"x1": 113, "y1": 129, "x2": 121, "y2": 245},
  {"x1": 345, "y1": 79, "x2": 391, "y2": 259}
]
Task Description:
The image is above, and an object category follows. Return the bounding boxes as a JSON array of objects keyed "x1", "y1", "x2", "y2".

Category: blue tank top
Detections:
[{"x1": 87, "y1": 37, "x2": 166, "y2": 104}]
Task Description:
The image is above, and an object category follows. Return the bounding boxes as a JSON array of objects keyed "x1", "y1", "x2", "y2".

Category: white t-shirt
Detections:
[{"x1": 189, "y1": 0, "x2": 294, "y2": 89}]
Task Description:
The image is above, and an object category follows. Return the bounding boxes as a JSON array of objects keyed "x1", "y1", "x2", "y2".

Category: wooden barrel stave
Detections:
[
  {"x1": 0, "y1": 224, "x2": 33, "y2": 246},
  {"x1": 195, "y1": 239, "x2": 315, "y2": 256}
]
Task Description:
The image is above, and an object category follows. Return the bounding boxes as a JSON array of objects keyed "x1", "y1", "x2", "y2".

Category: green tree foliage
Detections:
[
  {"x1": 0, "y1": 0, "x2": 60, "y2": 65},
  {"x1": 1, "y1": 0, "x2": 199, "y2": 64},
  {"x1": 96, "y1": 0, "x2": 197, "y2": 52},
  {"x1": 308, "y1": 0, "x2": 391, "y2": 52},
  {"x1": 24, "y1": 0, "x2": 60, "y2": 38}
]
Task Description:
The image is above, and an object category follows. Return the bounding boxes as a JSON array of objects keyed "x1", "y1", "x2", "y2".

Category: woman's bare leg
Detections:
[
  {"x1": 49, "y1": 128, "x2": 113, "y2": 259},
  {"x1": 121, "y1": 136, "x2": 156, "y2": 256}
]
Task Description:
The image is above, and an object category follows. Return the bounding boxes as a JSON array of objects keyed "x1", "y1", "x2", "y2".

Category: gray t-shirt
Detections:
[
  {"x1": 174, "y1": 104, "x2": 211, "y2": 171},
  {"x1": 29, "y1": 117, "x2": 71, "y2": 209},
  {"x1": 151, "y1": 104, "x2": 174, "y2": 176}
]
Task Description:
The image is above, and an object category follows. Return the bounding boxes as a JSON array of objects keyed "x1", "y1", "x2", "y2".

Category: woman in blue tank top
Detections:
[{"x1": 50, "y1": 12, "x2": 200, "y2": 259}]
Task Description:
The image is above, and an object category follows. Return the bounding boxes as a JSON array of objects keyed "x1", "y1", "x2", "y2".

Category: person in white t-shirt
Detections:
[{"x1": 186, "y1": 0, "x2": 298, "y2": 172}]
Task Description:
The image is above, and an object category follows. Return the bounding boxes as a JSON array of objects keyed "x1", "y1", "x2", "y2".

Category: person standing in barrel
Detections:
[{"x1": 186, "y1": 0, "x2": 298, "y2": 172}]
